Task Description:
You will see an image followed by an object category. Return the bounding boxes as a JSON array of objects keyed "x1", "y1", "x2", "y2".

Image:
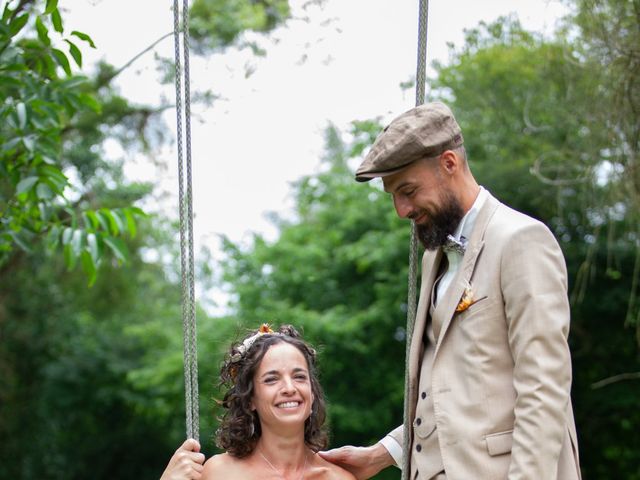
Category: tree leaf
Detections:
[
  {"x1": 47, "y1": 224, "x2": 60, "y2": 250},
  {"x1": 98, "y1": 209, "x2": 119, "y2": 235},
  {"x1": 62, "y1": 226, "x2": 73, "y2": 245},
  {"x1": 52, "y1": 48, "x2": 72, "y2": 76},
  {"x1": 45, "y1": 0, "x2": 59, "y2": 15},
  {"x1": 9, "y1": 14, "x2": 29, "y2": 37},
  {"x1": 84, "y1": 210, "x2": 100, "y2": 230},
  {"x1": 124, "y1": 208, "x2": 137, "y2": 237},
  {"x1": 9, "y1": 230, "x2": 32, "y2": 252},
  {"x1": 36, "y1": 182, "x2": 54, "y2": 200},
  {"x1": 51, "y1": 8, "x2": 63, "y2": 33},
  {"x1": 63, "y1": 243, "x2": 76, "y2": 269},
  {"x1": 78, "y1": 93, "x2": 101, "y2": 113},
  {"x1": 16, "y1": 176, "x2": 38, "y2": 195},
  {"x1": 16, "y1": 102, "x2": 27, "y2": 129},
  {"x1": 64, "y1": 40, "x2": 82, "y2": 67},
  {"x1": 71, "y1": 228, "x2": 83, "y2": 257},
  {"x1": 80, "y1": 250, "x2": 97, "y2": 287},
  {"x1": 86, "y1": 232, "x2": 99, "y2": 263},
  {"x1": 70, "y1": 30, "x2": 96, "y2": 48},
  {"x1": 2, "y1": 4, "x2": 12, "y2": 22},
  {"x1": 103, "y1": 236, "x2": 128, "y2": 263},
  {"x1": 95, "y1": 211, "x2": 111, "y2": 232},
  {"x1": 35, "y1": 16, "x2": 51, "y2": 46}
]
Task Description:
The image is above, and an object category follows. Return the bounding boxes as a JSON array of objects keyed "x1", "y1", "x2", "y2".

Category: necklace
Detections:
[{"x1": 258, "y1": 448, "x2": 308, "y2": 480}]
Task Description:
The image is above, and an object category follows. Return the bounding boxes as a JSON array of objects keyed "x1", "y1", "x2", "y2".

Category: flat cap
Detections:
[{"x1": 355, "y1": 101, "x2": 463, "y2": 182}]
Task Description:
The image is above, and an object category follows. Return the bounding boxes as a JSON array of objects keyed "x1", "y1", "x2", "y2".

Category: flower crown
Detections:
[{"x1": 230, "y1": 323, "x2": 279, "y2": 363}]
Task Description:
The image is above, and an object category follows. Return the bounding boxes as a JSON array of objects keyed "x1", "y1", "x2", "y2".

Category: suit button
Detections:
[
  {"x1": 416, "y1": 418, "x2": 422, "y2": 425},
  {"x1": 421, "y1": 392, "x2": 426, "y2": 399},
  {"x1": 416, "y1": 444, "x2": 422, "y2": 452}
]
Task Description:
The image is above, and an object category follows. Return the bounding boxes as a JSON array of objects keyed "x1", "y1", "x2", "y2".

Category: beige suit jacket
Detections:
[{"x1": 389, "y1": 193, "x2": 581, "y2": 479}]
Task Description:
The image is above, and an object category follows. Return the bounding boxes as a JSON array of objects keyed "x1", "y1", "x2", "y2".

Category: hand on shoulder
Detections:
[
  {"x1": 311, "y1": 452, "x2": 357, "y2": 480},
  {"x1": 317, "y1": 443, "x2": 393, "y2": 480}
]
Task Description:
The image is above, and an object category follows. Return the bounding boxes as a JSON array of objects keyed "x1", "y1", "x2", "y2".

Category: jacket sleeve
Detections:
[{"x1": 500, "y1": 222, "x2": 572, "y2": 479}]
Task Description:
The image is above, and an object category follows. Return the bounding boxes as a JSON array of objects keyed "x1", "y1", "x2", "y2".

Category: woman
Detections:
[{"x1": 162, "y1": 324, "x2": 354, "y2": 480}]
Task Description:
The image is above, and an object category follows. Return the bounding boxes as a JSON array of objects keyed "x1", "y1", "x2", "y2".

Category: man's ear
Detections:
[{"x1": 439, "y1": 150, "x2": 458, "y2": 175}]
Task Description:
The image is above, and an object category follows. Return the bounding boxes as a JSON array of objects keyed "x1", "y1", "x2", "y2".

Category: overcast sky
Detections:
[{"x1": 61, "y1": 0, "x2": 568, "y2": 311}]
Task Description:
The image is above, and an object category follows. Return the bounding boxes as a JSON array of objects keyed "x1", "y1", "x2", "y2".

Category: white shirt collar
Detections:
[{"x1": 453, "y1": 186, "x2": 487, "y2": 243}]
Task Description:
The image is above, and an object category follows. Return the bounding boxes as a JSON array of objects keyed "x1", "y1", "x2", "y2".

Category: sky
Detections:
[{"x1": 61, "y1": 0, "x2": 568, "y2": 311}]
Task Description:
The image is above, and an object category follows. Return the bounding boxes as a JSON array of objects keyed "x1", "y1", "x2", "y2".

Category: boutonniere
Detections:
[{"x1": 455, "y1": 283, "x2": 487, "y2": 313}]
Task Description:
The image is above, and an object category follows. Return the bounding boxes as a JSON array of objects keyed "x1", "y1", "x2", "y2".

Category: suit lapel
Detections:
[
  {"x1": 433, "y1": 194, "x2": 500, "y2": 358},
  {"x1": 408, "y1": 248, "x2": 441, "y2": 382}
]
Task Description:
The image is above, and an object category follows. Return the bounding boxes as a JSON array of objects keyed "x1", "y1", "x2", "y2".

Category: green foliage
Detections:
[
  {"x1": 189, "y1": 0, "x2": 291, "y2": 54},
  {"x1": 0, "y1": 1, "x2": 145, "y2": 283}
]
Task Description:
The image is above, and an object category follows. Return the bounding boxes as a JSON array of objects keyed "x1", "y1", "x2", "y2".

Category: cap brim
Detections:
[{"x1": 354, "y1": 164, "x2": 411, "y2": 183}]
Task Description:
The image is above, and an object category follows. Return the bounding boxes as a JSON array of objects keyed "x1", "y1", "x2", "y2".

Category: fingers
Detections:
[
  {"x1": 161, "y1": 440, "x2": 206, "y2": 480},
  {"x1": 175, "y1": 439, "x2": 205, "y2": 466},
  {"x1": 180, "y1": 438, "x2": 201, "y2": 453},
  {"x1": 319, "y1": 446, "x2": 356, "y2": 463}
]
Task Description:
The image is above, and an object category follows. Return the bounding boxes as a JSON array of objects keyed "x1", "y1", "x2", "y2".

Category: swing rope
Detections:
[
  {"x1": 402, "y1": 1, "x2": 429, "y2": 479},
  {"x1": 170, "y1": 0, "x2": 427, "y2": 455},
  {"x1": 173, "y1": 0, "x2": 199, "y2": 442}
]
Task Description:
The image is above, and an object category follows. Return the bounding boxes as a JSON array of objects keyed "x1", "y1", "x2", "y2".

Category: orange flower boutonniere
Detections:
[
  {"x1": 455, "y1": 287, "x2": 474, "y2": 313},
  {"x1": 455, "y1": 285, "x2": 487, "y2": 313}
]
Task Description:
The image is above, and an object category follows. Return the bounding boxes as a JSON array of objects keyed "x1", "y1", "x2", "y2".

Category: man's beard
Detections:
[{"x1": 415, "y1": 189, "x2": 465, "y2": 250}]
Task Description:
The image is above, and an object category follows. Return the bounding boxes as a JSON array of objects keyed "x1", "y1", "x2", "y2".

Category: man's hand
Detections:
[
  {"x1": 160, "y1": 438, "x2": 205, "y2": 480},
  {"x1": 318, "y1": 443, "x2": 394, "y2": 480}
]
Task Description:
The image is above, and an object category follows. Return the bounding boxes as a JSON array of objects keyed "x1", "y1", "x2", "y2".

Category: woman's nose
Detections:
[{"x1": 281, "y1": 377, "x2": 296, "y2": 393}]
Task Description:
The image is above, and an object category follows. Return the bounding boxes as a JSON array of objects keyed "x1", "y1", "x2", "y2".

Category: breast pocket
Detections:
[{"x1": 456, "y1": 297, "x2": 502, "y2": 341}]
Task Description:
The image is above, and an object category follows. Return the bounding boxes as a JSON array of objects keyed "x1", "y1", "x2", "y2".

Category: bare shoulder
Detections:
[
  {"x1": 308, "y1": 453, "x2": 357, "y2": 480},
  {"x1": 202, "y1": 453, "x2": 244, "y2": 479}
]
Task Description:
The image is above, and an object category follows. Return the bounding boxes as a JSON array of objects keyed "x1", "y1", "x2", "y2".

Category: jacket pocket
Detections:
[
  {"x1": 413, "y1": 415, "x2": 436, "y2": 439},
  {"x1": 484, "y1": 430, "x2": 513, "y2": 456},
  {"x1": 413, "y1": 396, "x2": 437, "y2": 439}
]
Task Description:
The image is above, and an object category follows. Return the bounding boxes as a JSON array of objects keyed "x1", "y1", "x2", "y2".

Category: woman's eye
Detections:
[{"x1": 264, "y1": 377, "x2": 277, "y2": 384}]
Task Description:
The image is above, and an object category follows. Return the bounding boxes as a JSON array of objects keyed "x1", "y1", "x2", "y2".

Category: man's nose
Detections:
[{"x1": 393, "y1": 196, "x2": 414, "y2": 219}]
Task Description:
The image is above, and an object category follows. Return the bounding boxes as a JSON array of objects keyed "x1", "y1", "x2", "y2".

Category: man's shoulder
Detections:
[{"x1": 489, "y1": 200, "x2": 551, "y2": 237}]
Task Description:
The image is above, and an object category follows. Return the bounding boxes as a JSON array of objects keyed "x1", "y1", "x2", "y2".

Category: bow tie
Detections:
[{"x1": 442, "y1": 235, "x2": 467, "y2": 255}]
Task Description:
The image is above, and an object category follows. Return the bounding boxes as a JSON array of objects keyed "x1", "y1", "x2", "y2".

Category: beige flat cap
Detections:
[{"x1": 355, "y1": 101, "x2": 463, "y2": 182}]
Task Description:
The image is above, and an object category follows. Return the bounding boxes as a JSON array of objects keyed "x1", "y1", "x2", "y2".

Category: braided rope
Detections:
[
  {"x1": 402, "y1": 1, "x2": 429, "y2": 479},
  {"x1": 173, "y1": 0, "x2": 199, "y2": 441}
]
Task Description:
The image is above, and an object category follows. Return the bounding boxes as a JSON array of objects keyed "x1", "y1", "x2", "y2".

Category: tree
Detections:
[
  {"x1": 0, "y1": 0, "x2": 298, "y2": 478},
  {"x1": 0, "y1": 0, "x2": 145, "y2": 284}
]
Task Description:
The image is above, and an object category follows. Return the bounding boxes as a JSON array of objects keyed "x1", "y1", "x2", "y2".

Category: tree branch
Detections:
[
  {"x1": 98, "y1": 30, "x2": 175, "y2": 87},
  {"x1": 591, "y1": 371, "x2": 640, "y2": 389}
]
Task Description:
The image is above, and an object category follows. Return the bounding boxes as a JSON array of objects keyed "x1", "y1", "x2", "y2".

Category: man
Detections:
[{"x1": 319, "y1": 102, "x2": 581, "y2": 479}]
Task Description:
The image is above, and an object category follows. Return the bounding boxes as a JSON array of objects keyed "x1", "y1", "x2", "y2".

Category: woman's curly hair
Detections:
[{"x1": 215, "y1": 324, "x2": 328, "y2": 457}]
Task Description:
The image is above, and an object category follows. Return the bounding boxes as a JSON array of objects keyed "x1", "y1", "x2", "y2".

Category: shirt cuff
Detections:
[{"x1": 379, "y1": 436, "x2": 403, "y2": 469}]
